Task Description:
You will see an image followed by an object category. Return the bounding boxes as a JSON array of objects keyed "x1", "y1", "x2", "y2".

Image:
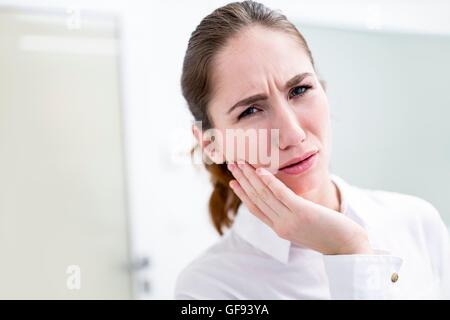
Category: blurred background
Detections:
[{"x1": 0, "y1": 0, "x2": 449, "y2": 299}]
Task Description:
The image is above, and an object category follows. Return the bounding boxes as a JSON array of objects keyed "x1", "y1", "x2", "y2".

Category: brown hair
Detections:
[{"x1": 181, "y1": 0, "x2": 322, "y2": 235}]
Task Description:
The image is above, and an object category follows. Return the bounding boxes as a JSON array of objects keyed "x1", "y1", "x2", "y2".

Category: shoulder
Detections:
[
  {"x1": 357, "y1": 186, "x2": 448, "y2": 241},
  {"x1": 174, "y1": 231, "x2": 257, "y2": 299},
  {"x1": 366, "y1": 187, "x2": 442, "y2": 223},
  {"x1": 366, "y1": 188, "x2": 450, "y2": 280},
  {"x1": 352, "y1": 185, "x2": 449, "y2": 267},
  {"x1": 335, "y1": 174, "x2": 442, "y2": 225}
]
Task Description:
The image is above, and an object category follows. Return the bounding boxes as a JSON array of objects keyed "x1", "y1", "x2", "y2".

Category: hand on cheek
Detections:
[{"x1": 227, "y1": 161, "x2": 373, "y2": 255}]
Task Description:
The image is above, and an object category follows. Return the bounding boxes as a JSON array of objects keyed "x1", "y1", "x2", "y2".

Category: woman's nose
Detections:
[{"x1": 273, "y1": 104, "x2": 306, "y2": 150}]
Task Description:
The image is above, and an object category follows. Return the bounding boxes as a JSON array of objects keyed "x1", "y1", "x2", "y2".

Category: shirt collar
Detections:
[{"x1": 230, "y1": 173, "x2": 369, "y2": 264}]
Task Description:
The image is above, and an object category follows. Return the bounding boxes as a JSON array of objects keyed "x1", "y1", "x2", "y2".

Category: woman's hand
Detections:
[{"x1": 227, "y1": 161, "x2": 373, "y2": 255}]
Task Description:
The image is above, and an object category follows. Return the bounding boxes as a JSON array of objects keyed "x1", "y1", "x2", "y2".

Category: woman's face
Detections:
[{"x1": 202, "y1": 25, "x2": 332, "y2": 195}]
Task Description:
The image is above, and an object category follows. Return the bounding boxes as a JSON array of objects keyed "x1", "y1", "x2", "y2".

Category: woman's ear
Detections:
[{"x1": 192, "y1": 124, "x2": 225, "y2": 164}]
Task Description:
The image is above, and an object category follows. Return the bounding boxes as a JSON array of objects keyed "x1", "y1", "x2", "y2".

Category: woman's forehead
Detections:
[
  {"x1": 212, "y1": 27, "x2": 313, "y2": 93},
  {"x1": 211, "y1": 39, "x2": 313, "y2": 110}
]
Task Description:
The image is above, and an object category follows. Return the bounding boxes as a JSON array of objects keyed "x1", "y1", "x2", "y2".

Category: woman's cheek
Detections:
[
  {"x1": 218, "y1": 129, "x2": 251, "y2": 163},
  {"x1": 218, "y1": 125, "x2": 275, "y2": 167}
]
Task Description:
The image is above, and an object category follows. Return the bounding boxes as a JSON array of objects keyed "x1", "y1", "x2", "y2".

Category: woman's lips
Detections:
[{"x1": 279, "y1": 151, "x2": 318, "y2": 175}]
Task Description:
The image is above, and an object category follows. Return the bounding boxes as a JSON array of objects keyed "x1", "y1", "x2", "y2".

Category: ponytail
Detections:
[{"x1": 191, "y1": 146, "x2": 241, "y2": 235}]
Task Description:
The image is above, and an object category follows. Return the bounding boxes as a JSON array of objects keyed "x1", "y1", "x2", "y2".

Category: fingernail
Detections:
[{"x1": 227, "y1": 163, "x2": 235, "y2": 171}]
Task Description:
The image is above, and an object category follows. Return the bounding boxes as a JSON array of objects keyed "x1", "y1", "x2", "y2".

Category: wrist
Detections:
[{"x1": 337, "y1": 234, "x2": 374, "y2": 255}]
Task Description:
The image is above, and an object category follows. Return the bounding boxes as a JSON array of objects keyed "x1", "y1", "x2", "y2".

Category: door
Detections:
[{"x1": 0, "y1": 8, "x2": 132, "y2": 299}]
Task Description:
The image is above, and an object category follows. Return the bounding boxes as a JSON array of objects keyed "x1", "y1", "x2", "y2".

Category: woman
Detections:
[{"x1": 175, "y1": 0, "x2": 450, "y2": 299}]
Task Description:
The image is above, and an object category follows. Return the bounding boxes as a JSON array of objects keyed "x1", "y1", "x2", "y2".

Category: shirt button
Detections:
[{"x1": 391, "y1": 272, "x2": 399, "y2": 283}]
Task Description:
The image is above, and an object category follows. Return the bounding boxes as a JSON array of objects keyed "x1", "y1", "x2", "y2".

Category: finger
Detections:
[
  {"x1": 229, "y1": 179, "x2": 273, "y2": 228},
  {"x1": 238, "y1": 161, "x2": 290, "y2": 216},
  {"x1": 228, "y1": 162, "x2": 279, "y2": 221},
  {"x1": 256, "y1": 167, "x2": 302, "y2": 212}
]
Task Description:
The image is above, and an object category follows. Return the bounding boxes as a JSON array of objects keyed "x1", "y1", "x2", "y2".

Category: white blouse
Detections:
[{"x1": 175, "y1": 174, "x2": 450, "y2": 299}]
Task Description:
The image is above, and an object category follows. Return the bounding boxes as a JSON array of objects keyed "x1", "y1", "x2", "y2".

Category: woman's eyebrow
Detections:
[
  {"x1": 285, "y1": 72, "x2": 313, "y2": 90},
  {"x1": 227, "y1": 72, "x2": 313, "y2": 115}
]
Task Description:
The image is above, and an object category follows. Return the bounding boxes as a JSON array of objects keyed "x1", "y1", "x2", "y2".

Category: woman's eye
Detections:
[
  {"x1": 238, "y1": 105, "x2": 259, "y2": 120},
  {"x1": 237, "y1": 86, "x2": 311, "y2": 121},
  {"x1": 289, "y1": 85, "x2": 312, "y2": 98}
]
